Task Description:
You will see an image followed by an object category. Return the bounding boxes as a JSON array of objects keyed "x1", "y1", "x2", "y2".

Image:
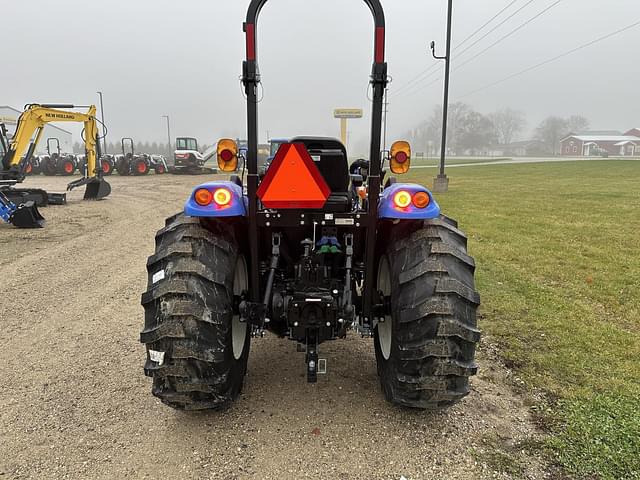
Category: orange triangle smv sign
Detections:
[{"x1": 257, "y1": 143, "x2": 331, "y2": 209}]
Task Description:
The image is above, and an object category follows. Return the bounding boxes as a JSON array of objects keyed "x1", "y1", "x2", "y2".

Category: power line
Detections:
[
  {"x1": 454, "y1": 0, "x2": 520, "y2": 51},
  {"x1": 390, "y1": 0, "x2": 523, "y2": 97},
  {"x1": 389, "y1": 65, "x2": 439, "y2": 97},
  {"x1": 454, "y1": 0, "x2": 537, "y2": 59},
  {"x1": 393, "y1": 76, "x2": 442, "y2": 100},
  {"x1": 457, "y1": 19, "x2": 640, "y2": 98},
  {"x1": 392, "y1": 0, "x2": 537, "y2": 98},
  {"x1": 453, "y1": 0, "x2": 563, "y2": 72},
  {"x1": 390, "y1": 68, "x2": 440, "y2": 98}
]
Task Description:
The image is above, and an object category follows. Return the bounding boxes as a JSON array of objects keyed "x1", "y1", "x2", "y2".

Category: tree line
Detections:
[
  {"x1": 406, "y1": 103, "x2": 590, "y2": 156},
  {"x1": 73, "y1": 140, "x2": 174, "y2": 156},
  {"x1": 72, "y1": 141, "x2": 213, "y2": 156}
]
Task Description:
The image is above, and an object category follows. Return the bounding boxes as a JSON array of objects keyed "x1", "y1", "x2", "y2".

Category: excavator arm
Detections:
[{"x1": 1, "y1": 104, "x2": 110, "y2": 200}]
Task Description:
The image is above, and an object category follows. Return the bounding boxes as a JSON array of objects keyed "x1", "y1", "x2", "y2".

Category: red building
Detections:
[{"x1": 559, "y1": 130, "x2": 640, "y2": 157}]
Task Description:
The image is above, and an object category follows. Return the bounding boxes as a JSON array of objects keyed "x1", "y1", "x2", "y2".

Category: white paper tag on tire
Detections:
[
  {"x1": 152, "y1": 270, "x2": 165, "y2": 284},
  {"x1": 149, "y1": 350, "x2": 165, "y2": 365}
]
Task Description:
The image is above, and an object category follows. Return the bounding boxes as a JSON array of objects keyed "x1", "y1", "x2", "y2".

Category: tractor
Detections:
[
  {"x1": 140, "y1": 0, "x2": 479, "y2": 411},
  {"x1": 114, "y1": 138, "x2": 167, "y2": 176},
  {"x1": 40, "y1": 138, "x2": 78, "y2": 176},
  {"x1": 78, "y1": 154, "x2": 116, "y2": 176}
]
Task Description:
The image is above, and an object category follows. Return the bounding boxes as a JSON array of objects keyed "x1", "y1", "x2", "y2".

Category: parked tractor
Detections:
[
  {"x1": 78, "y1": 154, "x2": 116, "y2": 176},
  {"x1": 115, "y1": 138, "x2": 167, "y2": 175},
  {"x1": 40, "y1": 138, "x2": 78, "y2": 176},
  {"x1": 22, "y1": 154, "x2": 42, "y2": 175},
  {"x1": 140, "y1": 0, "x2": 479, "y2": 411},
  {"x1": 150, "y1": 155, "x2": 168, "y2": 174},
  {"x1": 261, "y1": 137, "x2": 288, "y2": 173}
]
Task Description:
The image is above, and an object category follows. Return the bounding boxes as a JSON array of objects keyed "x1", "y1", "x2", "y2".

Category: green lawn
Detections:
[{"x1": 404, "y1": 161, "x2": 640, "y2": 479}]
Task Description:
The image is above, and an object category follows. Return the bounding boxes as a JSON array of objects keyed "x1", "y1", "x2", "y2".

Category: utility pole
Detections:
[
  {"x1": 96, "y1": 91, "x2": 107, "y2": 154},
  {"x1": 161, "y1": 115, "x2": 171, "y2": 154},
  {"x1": 431, "y1": 0, "x2": 453, "y2": 193}
]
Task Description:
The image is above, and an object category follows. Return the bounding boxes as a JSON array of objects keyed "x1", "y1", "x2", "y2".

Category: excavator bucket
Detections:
[
  {"x1": 10, "y1": 201, "x2": 45, "y2": 228},
  {"x1": 83, "y1": 177, "x2": 111, "y2": 200},
  {"x1": 67, "y1": 176, "x2": 111, "y2": 200}
]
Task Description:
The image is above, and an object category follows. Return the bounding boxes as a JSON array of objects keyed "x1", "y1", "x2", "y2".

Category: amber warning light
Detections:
[{"x1": 257, "y1": 143, "x2": 331, "y2": 209}]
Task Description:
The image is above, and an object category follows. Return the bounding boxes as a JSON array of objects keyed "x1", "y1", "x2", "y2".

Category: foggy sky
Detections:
[{"x1": 3, "y1": 0, "x2": 639, "y2": 155}]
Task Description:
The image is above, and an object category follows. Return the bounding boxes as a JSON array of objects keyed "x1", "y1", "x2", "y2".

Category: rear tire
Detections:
[
  {"x1": 41, "y1": 155, "x2": 58, "y2": 176},
  {"x1": 140, "y1": 213, "x2": 250, "y2": 410},
  {"x1": 77, "y1": 159, "x2": 87, "y2": 176},
  {"x1": 133, "y1": 158, "x2": 150, "y2": 176},
  {"x1": 101, "y1": 158, "x2": 114, "y2": 176},
  {"x1": 374, "y1": 215, "x2": 480, "y2": 409},
  {"x1": 24, "y1": 159, "x2": 34, "y2": 175},
  {"x1": 58, "y1": 157, "x2": 76, "y2": 176},
  {"x1": 115, "y1": 157, "x2": 130, "y2": 176}
]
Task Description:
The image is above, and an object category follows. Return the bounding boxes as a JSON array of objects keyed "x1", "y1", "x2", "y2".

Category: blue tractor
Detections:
[{"x1": 140, "y1": 0, "x2": 479, "y2": 411}]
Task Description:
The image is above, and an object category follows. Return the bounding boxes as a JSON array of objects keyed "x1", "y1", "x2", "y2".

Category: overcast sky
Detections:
[{"x1": 3, "y1": 0, "x2": 639, "y2": 154}]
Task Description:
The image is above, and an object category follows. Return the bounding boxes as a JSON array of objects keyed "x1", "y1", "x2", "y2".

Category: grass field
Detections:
[{"x1": 405, "y1": 160, "x2": 640, "y2": 479}]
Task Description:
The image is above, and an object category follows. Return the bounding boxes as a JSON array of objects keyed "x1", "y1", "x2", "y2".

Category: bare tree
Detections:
[
  {"x1": 535, "y1": 116, "x2": 568, "y2": 155},
  {"x1": 408, "y1": 102, "x2": 498, "y2": 155},
  {"x1": 458, "y1": 111, "x2": 497, "y2": 154},
  {"x1": 489, "y1": 108, "x2": 526, "y2": 145},
  {"x1": 566, "y1": 115, "x2": 590, "y2": 134},
  {"x1": 422, "y1": 102, "x2": 474, "y2": 155}
]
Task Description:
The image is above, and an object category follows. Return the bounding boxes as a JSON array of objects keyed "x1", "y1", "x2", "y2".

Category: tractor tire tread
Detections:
[
  {"x1": 140, "y1": 212, "x2": 247, "y2": 411},
  {"x1": 378, "y1": 214, "x2": 479, "y2": 410}
]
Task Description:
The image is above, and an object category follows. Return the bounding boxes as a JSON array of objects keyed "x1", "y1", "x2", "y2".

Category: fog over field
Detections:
[{"x1": 3, "y1": 0, "x2": 639, "y2": 152}]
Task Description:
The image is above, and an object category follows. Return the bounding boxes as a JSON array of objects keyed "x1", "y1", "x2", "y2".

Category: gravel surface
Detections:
[{"x1": 0, "y1": 175, "x2": 550, "y2": 480}]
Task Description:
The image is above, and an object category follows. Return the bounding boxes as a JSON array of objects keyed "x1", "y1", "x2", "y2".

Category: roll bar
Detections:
[{"x1": 241, "y1": 0, "x2": 389, "y2": 321}]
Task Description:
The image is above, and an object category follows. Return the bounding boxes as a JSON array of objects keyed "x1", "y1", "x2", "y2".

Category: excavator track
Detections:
[{"x1": 1, "y1": 187, "x2": 66, "y2": 207}]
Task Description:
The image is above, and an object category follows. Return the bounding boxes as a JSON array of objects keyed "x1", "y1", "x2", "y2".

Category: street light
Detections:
[
  {"x1": 161, "y1": 115, "x2": 171, "y2": 154},
  {"x1": 96, "y1": 91, "x2": 107, "y2": 154},
  {"x1": 430, "y1": 0, "x2": 453, "y2": 193}
]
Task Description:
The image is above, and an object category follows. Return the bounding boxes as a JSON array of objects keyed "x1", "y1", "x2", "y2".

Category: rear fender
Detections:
[
  {"x1": 378, "y1": 183, "x2": 440, "y2": 219},
  {"x1": 184, "y1": 181, "x2": 247, "y2": 217}
]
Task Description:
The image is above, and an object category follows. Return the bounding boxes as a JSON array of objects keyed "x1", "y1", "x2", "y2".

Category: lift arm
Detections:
[
  {"x1": 2, "y1": 104, "x2": 100, "y2": 179},
  {"x1": 1, "y1": 104, "x2": 110, "y2": 200}
]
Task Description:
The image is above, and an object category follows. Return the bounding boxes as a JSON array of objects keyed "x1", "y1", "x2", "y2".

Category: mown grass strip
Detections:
[{"x1": 406, "y1": 160, "x2": 640, "y2": 479}]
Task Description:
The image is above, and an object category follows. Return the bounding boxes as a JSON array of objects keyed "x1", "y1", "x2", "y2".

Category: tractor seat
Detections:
[{"x1": 289, "y1": 137, "x2": 351, "y2": 213}]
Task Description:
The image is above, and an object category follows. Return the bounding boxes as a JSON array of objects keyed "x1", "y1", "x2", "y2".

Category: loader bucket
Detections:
[
  {"x1": 10, "y1": 201, "x2": 45, "y2": 228},
  {"x1": 83, "y1": 177, "x2": 111, "y2": 200}
]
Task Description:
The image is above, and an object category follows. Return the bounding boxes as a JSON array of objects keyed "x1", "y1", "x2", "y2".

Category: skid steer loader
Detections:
[
  {"x1": 140, "y1": 0, "x2": 480, "y2": 411},
  {"x1": 169, "y1": 137, "x2": 217, "y2": 175}
]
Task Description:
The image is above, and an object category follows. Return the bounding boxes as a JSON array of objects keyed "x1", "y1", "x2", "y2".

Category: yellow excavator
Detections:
[{"x1": 0, "y1": 104, "x2": 111, "y2": 228}]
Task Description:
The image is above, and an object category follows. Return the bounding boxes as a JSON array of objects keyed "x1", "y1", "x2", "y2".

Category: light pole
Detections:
[
  {"x1": 96, "y1": 91, "x2": 107, "y2": 154},
  {"x1": 431, "y1": 0, "x2": 453, "y2": 193},
  {"x1": 161, "y1": 115, "x2": 171, "y2": 154}
]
